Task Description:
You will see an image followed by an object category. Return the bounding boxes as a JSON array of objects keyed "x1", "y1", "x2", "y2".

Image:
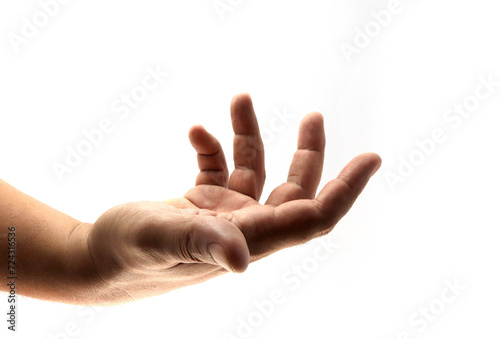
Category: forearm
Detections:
[{"x1": 0, "y1": 179, "x2": 103, "y2": 305}]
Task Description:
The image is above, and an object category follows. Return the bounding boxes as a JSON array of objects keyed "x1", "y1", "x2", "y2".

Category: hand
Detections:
[{"x1": 85, "y1": 93, "x2": 382, "y2": 305}]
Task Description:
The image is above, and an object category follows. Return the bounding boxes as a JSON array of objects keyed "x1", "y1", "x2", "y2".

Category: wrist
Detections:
[
  {"x1": 70, "y1": 221, "x2": 141, "y2": 306},
  {"x1": 65, "y1": 222, "x2": 113, "y2": 305}
]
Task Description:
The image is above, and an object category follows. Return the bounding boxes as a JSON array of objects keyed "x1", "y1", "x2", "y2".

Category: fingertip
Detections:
[
  {"x1": 230, "y1": 93, "x2": 255, "y2": 123},
  {"x1": 208, "y1": 240, "x2": 249, "y2": 273},
  {"x1": 202, "y1": 217, "x2": 250, "y2": 273},
  {"x1": 305, "y1": 111, "x2": 324, "y2": 122},
  {"x1": 188, "y1": 124, "x2": 206, "y2": 142},
  {"x1": 189, "y1": 124, "x2": 205, "y2": 132},
  {"x1": 365, "y1": 152, "x2": 382, "y2": 163},
  {"x1": 231, "y1": 92, "x2": 252, "y2": 106},
  {"x1": 298, "y1": 111, "x2": 326, "y2": 151},
  {"x1": 227, "y1": 242, "x2": 250, "y2": 273},
  {"x1": 360, "y1": 152, "x2": 382, "y2": 176},
  {"x1": 189, "y1": 125, "x2": 222, "y2": 155},
  {"x1": 301, "y1": 112, "x2": 324, "y2": 130}
]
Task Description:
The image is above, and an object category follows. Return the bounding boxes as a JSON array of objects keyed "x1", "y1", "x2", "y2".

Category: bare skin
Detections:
[{"x1": 0, "y1": 93, "x2": 381, "y2": 306}]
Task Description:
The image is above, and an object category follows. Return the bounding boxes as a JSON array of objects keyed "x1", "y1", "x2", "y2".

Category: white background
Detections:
[{"x1": 1, "y1": 0, "x2": 499, "y2": 338}]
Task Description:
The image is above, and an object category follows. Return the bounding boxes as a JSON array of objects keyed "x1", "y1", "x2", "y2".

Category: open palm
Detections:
[
  {"x1": 88, "y1": 93, "x2": 381, "y2": 304},
  {"x1": 165, "y1": 93, "x2": 381, "y2": 270}
]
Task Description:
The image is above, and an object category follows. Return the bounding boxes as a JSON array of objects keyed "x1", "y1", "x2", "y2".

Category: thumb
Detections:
[{"x1": 141, "y1": 214, "x2": 250, "y2": 273}]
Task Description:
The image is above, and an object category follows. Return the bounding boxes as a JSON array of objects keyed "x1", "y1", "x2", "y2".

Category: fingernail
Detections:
[{"x1": 208, "y1": 243, "x2": 233, "y2": 272}]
